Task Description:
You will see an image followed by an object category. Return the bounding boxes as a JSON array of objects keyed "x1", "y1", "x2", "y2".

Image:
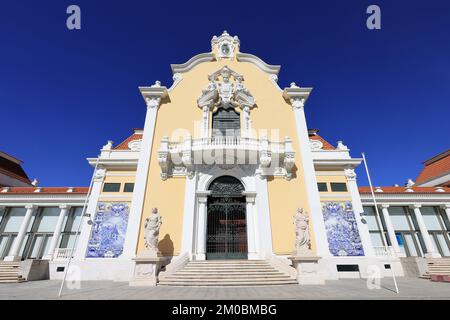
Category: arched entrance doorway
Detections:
[{"x1": 206, "y1": 176, "x2": 248, "y2": 260}]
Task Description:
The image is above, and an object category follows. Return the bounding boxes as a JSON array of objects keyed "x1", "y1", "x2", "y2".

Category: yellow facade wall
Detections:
[{"x1": 137, "y1": 52, "x2": 311, "y2": 256}]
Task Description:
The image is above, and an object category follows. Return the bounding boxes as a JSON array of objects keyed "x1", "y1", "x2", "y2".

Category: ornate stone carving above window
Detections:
[
  {"x1": 197, "y1": 66, "x2": 255, "y2": 111},
  {"x1": 197, "y1": 66, "x2": 256, "y2": 139}
]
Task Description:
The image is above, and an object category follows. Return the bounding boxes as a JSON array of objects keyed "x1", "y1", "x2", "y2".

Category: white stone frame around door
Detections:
[{"x1": 186, "y1": 166, "x2": 272, "y2": 260}]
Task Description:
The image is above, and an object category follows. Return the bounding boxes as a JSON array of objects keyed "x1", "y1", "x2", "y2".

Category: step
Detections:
[
  {"x1": 173, "y1": 270, "x2": 283, "y2": 275},
  {"x1": 161, "y1": 274, "x2": 291, "y2": 280},
  {"x1": 188, "y1": 260, "x2": 268, "y2": 265},
  {"x1": 158, "y1": 280, "x2": 297, "y2": 286},
  {"x1": 186, "y1": 262, "x2": 269, "y2": 266},
  {"x1": 183, "y1": 265, "x2": 275, "y2": 269},
  {"x1": 0, "y1": 273, "x2": 20, "y2": 277}
]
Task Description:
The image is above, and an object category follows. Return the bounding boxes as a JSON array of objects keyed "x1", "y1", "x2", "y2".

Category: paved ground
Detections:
[{"x1": 0, "y1": 278, "x2": 449, "y2": 300}]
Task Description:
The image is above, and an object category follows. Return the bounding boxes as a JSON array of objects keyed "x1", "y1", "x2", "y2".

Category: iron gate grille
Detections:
[{"x1": 206, "y1": 196, "x2": 247, "y2": 260}]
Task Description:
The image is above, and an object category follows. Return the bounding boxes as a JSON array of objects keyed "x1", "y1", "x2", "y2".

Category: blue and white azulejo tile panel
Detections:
[
  {"x1": 86, "y1": 202, "x2": 130, "y2": 258},
  {"x1": 322, "y1": 202, "x2": 365, "y2": 256}
]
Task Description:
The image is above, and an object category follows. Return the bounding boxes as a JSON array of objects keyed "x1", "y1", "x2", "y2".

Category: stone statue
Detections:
[
  {"x1": 144, "y1": 208, "x2": 162, "y2": 256},
  {"x1": 293, "y1": 208, "x2": 311, "y2": 255}
]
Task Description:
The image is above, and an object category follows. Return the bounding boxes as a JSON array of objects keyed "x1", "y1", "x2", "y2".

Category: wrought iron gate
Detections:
[{"x1": 206, "y1": 196, "x2": 248, "y2": 260}]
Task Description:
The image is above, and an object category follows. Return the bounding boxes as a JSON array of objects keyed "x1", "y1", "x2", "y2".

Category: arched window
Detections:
[
  {"x1": 212, "y1": 107, "x2": 240, "y2": 137},
  {"x1": 208, "y1": 176, "x2": 245, "y2": 196}
]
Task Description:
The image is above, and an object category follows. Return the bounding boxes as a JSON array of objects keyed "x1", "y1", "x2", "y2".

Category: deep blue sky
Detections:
[{"x1": 1, "y1": 1, "x2": 449, "y2": 187}]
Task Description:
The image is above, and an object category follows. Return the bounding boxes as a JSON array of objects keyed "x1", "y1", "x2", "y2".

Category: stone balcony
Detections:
[{"x1": 157, "y1": 135, "x2": 296, "y2": 180}]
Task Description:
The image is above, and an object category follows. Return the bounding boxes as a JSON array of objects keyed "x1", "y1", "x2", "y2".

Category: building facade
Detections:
[{"x1": 1, "y1": 33, "x2": 449, "y2": 284}]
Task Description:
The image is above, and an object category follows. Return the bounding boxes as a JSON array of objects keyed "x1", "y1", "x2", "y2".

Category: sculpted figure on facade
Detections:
[
  {"x1": 144, "y1": 208, "x2": 162, "y2": 256},
  {"x1": 293, "y1": 208, "x2": 312, "y2": 255},
  {"x1": 197, "y1": 66, "x2": 255, "y2": 111}
]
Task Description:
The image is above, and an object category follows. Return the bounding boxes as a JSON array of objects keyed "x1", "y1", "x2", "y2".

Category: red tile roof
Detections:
[
  {"x1": 113, "y1": 131, "x2": 143, "y2": 150},
  {"x1": 0, "y1": 187, "x2": 89, "y2": 194},
  {"x1": 416, "y1": 149, "x2": 450, "y2": 184},
  {"x1": 358, "y1": 186, "x2": 450, "y2": 194},
  {"x1": 0, "y1": 152, "x2": 31, "y2": 185}
]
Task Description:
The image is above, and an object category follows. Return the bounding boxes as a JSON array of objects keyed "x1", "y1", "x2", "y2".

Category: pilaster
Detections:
[
  {"x1": 283, "y1": 84, "x2": 331, "y2": 257},
  {"x1": 345, "y1": 168, "x2": 375, "y2": 257},
  {"x1": 122, "y1": 82, "x2": 168, "y2": 260}
]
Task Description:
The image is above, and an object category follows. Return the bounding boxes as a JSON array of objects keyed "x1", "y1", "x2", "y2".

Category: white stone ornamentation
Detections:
[
  {"x1": 310, "y1": 139, "x2": 323, "y2": 150},
  {"x1": 344, "y1": 168, "x2": 357, "y2": 181},
  {"x1": 290, "y1": 97, "x2": 305, "y2": 110},
  {"x1": 94, "y1": 168, "x2": 106, "y2": 180},
  {"x1": 197, "y1": 66, "x2": 255, "y2": 111},
  {"x1": 128, "y1": 139, "x2": 142, "y2": 151},
  {"x1": 211, "y1": 31, "x2": 240, "y2": 59},
  {"x1": 145, "y1": 96, "x2": 162, "y2": 109},
  {"x1": 336, "y1": 140, "x2": 348, "y2": 150}
]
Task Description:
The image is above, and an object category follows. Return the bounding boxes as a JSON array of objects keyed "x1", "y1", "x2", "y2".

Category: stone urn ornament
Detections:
[
  {"x1": 143, "y1": 208, "x2": 162, "y2": 257},
  {"x1": 293, "y1": 208, "x2": 312, "y2": 256}
]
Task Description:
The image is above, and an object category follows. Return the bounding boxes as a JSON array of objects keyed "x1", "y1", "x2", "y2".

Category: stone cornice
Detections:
[
  {"x1": 282, "y1": 85, "x2": 313, "y2": 109},
  {"x1": 169, "y1": 52, "x2": 281, "y2": 77},
  {"x1": 236, "y1": 52, "x2": 280, "y2": 75},
  {"x1": 170, "y1": 53, "x2": 215, "y2": 74},
  {"x1": 313, "y1": 158, "x2": 362, "y2": 170}
]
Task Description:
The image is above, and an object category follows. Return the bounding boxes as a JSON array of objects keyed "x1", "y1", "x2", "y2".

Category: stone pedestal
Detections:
[
  {"x1": 289, "y1": 256, "x2": 325, "y2": 285},
  {"x1": 129, "y1": 254, "x2": 167, "y2": 287}
]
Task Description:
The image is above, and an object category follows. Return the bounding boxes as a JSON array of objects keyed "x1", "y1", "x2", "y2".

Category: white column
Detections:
[
  {"x1": 195, "y1": 196, "x2": 208, "y2": 260},
  {"x1": 5, "y1": 205, "x2": 36, "y2": 261},
  {"x1": 0, "y1": 206, "x2": 5, "y2": 221},
  {"x1": 443, "y1": 204, "x2": 450, "y2": 227},
  {"x1": 255, "y1": 176, "x2": 273, "y2": 258},
  {"x1": 180, "y1": 173, "x2": 197, "y2": 257},
  {"x1": 287, "y1": 95, "x2": 330, "y2": 257},
  {"x1": 345, "y1": 169, "x2": 375, "y2": 257},
  {"x1": 43, "y1": 205, "x2": 71, "y2": 260},
  {"x1": 380, "y1": 204, "x2": 402, "y2": 256},
  {"x1": 74, "y1": 168, "x2": 105, "y2": 260},
  {"x1": 245, "y1": 194, "x2": 258, "y2": 259},
  {"x1": 412, "y1": 204, "x2": 441, "y2": 258},
  {"x1": 122, "y1": 86, "x2": 167, "y2": 260}
]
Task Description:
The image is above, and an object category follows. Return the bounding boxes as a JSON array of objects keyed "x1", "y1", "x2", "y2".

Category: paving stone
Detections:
[{"x1": 0, "y1": 278, "x2": 449, "y2": 300}]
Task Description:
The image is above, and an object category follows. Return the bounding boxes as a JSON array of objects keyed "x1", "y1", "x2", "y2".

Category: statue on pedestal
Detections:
[
  {"x1": 143, "y1": 208, "x2": 162, "y2": 257},
  {"x1": 293, "y1": 208, "x2": 312, "y2": 255},
  {"x1": 130, "y1": 208, "x2": 167, "y2": 287}
]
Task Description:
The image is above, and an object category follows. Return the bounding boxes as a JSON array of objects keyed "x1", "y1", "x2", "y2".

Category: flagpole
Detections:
[
  {"x1": 361, "y1": 152, "x2": 399, "y2": 294},
  {"x1": 58, "y1": 156, "x2": 100, "y2": 297}
]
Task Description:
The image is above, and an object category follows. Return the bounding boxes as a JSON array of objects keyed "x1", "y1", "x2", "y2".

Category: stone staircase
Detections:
[
  {"x1": 0, "y1": 262, "x2": 26, "y2": 283},
  {"x1": 422, "y1": 258, "x2": 450, "y2": 282},
  {"x1": 158, "y1": 260, "x2": 297, "y2": 286}
]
